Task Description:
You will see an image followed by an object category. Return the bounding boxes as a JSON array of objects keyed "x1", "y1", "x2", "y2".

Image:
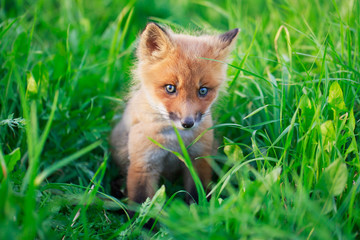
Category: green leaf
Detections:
[
  {"x1": 264, "y1": 167, "x2": 282, "y2": 189},
  {"x1": 223, "y1": 137, "x2": 244, "y2": 162},
  {"x1": 299, "y1": 94, "x2": 314, "y2": 131},
  {"x1": 26, "y1": 72, "x2": 38, "y2": 98},
  {"x1": 345, "y1": 138, "x2": 358, "y2": 157},
  {"x1": 248, "y1": 167, "x2": 281, "y2": 212},
  {"x1": 321, "y1": 120, "x2": 335, "y2": 152},
  {"x1": 4, "y1": 148, "x2": 21, "y2": 173},
  {"x1": 320, "y1": 197, "x2": 336, "y2": 214},
  {"x1": 348, "y1": 108, "x2": 355, "y2": 132},
  {"x1": 328, "y1": 82, "x2": 347, "y2": 112},
  {"x1": 138, "y1": 185, "x2": 166, "y2": 228},
  {"x1": 319, "y1": 159, "x2": 348, "y2": 196}
]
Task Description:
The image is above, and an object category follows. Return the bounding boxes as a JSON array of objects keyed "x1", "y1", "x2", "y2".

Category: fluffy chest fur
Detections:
[{"x1": 143, "y1": 125, "x2": 208, "y2": 177}]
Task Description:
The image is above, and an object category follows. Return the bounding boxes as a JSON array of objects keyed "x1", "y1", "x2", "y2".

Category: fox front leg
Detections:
[
  {"x1": 126, "y1": 124, "x2": 164, "y2": 203},
  {"x1": 126, "y1": 161, "x2": 160, "y2": 203},
  {"x1": 126, "y1": 160, "x2": 159, "y2": 229}
]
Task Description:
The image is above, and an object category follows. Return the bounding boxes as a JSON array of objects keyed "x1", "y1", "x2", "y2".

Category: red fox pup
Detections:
[{"x1": 111, "y1": 23, "x2": 238, "y2": 204}]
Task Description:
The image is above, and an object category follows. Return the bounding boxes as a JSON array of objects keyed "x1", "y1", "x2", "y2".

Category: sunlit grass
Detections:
[{"x1": 0, "y1": 0, "x2": 359, "y2": 239}]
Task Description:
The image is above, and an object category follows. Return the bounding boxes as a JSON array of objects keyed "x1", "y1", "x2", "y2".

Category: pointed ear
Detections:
[
  {"x1": 138, "y1": 22, "x2": 173, "y2": 60},
  {"x1": 216, "y1": 28, "x2": 239, "y2": 59}
]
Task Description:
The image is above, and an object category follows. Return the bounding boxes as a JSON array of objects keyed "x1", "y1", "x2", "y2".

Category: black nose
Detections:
[{"x1": 181, "y1": 117, "x2": 194, "y2": 129}]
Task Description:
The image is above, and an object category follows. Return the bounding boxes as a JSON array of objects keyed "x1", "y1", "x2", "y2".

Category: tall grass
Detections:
[{"x1": 0, "y1": 0, "x2": 359, "y2": 239}]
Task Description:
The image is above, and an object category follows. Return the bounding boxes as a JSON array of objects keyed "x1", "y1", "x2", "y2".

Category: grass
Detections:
[{"x1": 0, "y1": 0, "x2": 359, "y2": 239}]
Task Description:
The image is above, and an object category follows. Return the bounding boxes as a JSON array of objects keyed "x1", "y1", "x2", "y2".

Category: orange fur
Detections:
[{"x1": 110, "y1": 23, "x2": 238, "y2": 204}]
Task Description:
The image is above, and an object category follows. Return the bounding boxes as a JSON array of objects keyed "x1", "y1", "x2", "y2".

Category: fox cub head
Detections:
[{"x1": 135, "y1": 23, "x2": 238, "y2": 130}]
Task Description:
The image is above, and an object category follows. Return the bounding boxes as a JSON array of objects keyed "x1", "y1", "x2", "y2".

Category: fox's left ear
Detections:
[{"x1": 216, "y1": 28, "x2": 239, "y2": 59}]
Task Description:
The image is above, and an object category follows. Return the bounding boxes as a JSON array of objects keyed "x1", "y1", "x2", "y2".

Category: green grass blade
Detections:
[{"x1": 35, "y1": 140, "x2": 102, "y2": 186}]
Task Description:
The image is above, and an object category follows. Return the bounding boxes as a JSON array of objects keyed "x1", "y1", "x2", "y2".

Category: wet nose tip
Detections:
[{"x1": 181, "y1": 117, "x2": 194, "y2": 129}]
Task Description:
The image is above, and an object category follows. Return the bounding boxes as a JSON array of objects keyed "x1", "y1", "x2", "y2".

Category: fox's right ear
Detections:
[
  {"x1": 215, "y1": 28, "x2": 239, "y2": 60},
  {"x1": 138, "y1": 22, "x2": 173, "y2": 60}
]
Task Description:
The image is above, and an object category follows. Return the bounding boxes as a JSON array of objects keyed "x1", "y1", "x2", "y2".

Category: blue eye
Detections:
[
  {"x1": 165, "y1": 84, "x2": 176, "y2": 94},
  {"x1": 199, "y1": 87, "x2": 208, "y2": 97}
]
